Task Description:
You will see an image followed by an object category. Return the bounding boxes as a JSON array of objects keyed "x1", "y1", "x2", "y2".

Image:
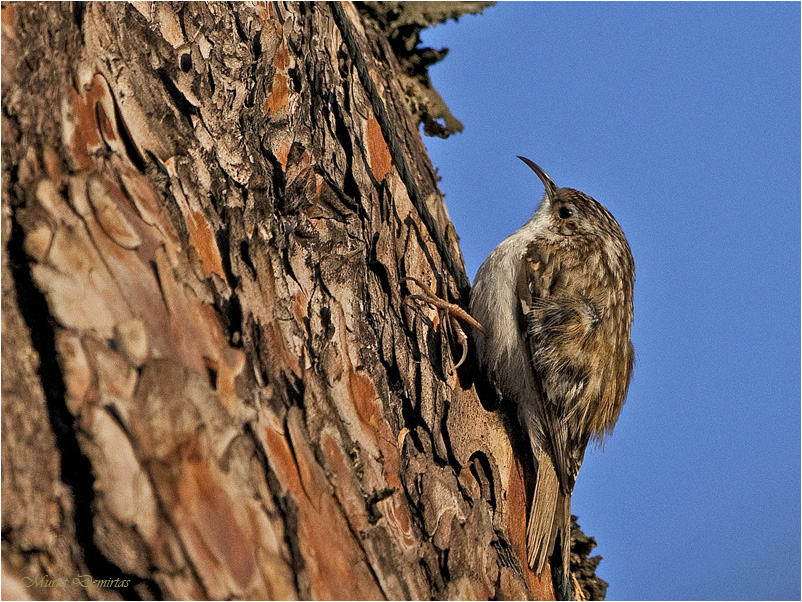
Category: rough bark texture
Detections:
[{"x1": 2, "y1": 2, "x2": 603, "y2": 600}]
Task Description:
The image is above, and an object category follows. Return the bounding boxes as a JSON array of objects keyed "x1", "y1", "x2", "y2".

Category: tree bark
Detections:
[{"x1": 2, "y1": 2, "x2": 601, "y2": 600}]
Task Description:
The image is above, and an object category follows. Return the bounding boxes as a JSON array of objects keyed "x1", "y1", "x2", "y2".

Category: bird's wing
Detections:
[{"x1": 516, "y1": 241, "x2": 586, "y2": 493}]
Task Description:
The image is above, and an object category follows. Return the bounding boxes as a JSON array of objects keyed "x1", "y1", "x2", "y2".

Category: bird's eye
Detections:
[{"x1": 558, "y1": 206, "x2": 573, "y2": 219}]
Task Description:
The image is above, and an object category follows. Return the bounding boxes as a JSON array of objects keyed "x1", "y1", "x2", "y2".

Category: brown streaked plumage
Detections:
[{"x1": 470, "y1": 157, "x2": 634, "y2": 597}]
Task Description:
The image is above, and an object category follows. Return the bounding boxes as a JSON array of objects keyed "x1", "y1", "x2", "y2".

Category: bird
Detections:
[{"x1": 469, "y1": 157, "x2": 635, "y2": 596}]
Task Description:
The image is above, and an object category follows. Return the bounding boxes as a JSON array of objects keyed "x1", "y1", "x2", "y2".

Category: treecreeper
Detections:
[{"x1": 470, "y1": 157, "x2": 635, "y2": 599}]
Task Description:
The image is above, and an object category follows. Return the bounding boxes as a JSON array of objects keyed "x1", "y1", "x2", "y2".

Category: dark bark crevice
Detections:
[{"x1": 7, "y1": 208, "x2": 161, "y2": 601}]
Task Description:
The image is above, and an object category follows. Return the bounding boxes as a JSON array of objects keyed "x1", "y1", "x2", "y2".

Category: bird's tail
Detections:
[{"x1": 527, "y1": 450, "x2": 571, "y2": 583}]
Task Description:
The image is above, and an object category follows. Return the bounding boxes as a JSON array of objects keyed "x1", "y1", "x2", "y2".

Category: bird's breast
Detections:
[{"x1": 470, "y1": 224, "x2": 540, "y2": 404}]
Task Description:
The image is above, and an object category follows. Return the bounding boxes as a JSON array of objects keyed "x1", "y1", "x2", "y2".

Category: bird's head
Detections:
[{"x1": 518, "y1": 156, "x2": 627, "y2": 247}]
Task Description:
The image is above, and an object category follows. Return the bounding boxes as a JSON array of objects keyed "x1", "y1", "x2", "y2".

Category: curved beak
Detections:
[{"x1": 517, "y1": 156, "x2": 559, "y2": 202}]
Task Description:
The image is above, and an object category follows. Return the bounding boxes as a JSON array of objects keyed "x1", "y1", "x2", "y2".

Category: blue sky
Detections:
[{"x1": 420, "y1": 3, "x2": 800, "y2": 600}]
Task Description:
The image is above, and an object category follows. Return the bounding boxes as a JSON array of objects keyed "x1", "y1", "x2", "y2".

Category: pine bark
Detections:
[{"x1": 1, "y1": 2, "x2": 601, "y2": 600}]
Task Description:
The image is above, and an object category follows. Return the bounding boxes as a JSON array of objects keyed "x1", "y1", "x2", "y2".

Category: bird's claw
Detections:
[
  {"x1": 452, "y1": 322, "x2": 469, "y2": 369},
  {"x1": 402, "y1": 277, "x2": 485, "y2": 369}
]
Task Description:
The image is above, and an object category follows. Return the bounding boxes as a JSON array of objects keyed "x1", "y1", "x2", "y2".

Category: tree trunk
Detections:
[{"x1": 1, "y1": 3, "x2": 601, "y2": 600}]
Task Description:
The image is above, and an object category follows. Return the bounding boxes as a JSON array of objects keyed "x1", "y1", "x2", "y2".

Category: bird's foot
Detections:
[{"x1": 402, "y1": 277, "x2": 486, "y2": 369}]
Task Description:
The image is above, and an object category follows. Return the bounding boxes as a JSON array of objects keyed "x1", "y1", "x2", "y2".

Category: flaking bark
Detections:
[{"x1": 2, "y1": 3, "x2": 603, "y2": 600}]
